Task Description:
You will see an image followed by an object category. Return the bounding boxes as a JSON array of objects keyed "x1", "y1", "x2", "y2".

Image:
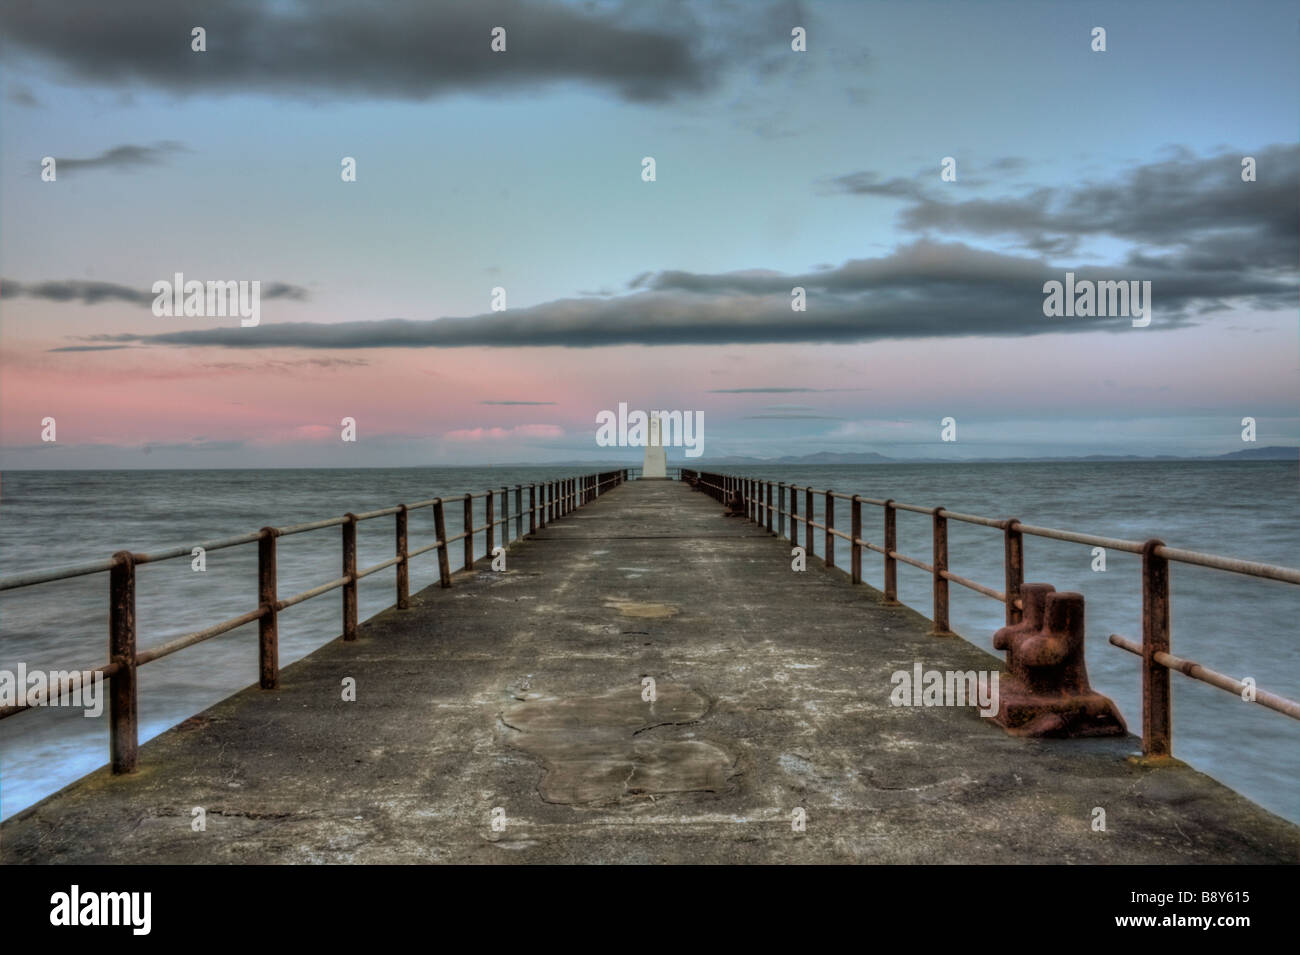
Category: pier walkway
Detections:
[{"x1": 3, "y1": 479, "x2": 1297, "y2": 863}]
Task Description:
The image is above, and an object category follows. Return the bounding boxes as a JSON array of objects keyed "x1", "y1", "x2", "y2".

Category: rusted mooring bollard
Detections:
[{"x1": 991, "y1": 583, "x2": 1126, "y2": 738}]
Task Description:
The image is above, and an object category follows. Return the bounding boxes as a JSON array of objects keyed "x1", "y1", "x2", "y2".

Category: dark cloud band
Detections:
[
  {"x1": 0, "y1": 0, "x2": 714, "y2": 103},
  {"x1": 3, "y1": 280, "x2": 309, "y2": 305}
]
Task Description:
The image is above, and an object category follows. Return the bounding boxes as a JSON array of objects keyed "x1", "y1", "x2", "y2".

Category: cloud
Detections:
[
  {"x1": 742, "y1": 414, "x2": 842, "y2": 420},
  {"x1": 3, "y1": 279, "x2": 154, "y2": 305},
  {"x1": 36, "y1": 146, "x2": 1295, "y2": 351},
  {"x1": 48, "y1": 141, "x2": 186, "y2": 175},
  {"x1": 851, "y1": 144, "x2": 1297, "y2": 274},
  {"x1": 819, "y1": 155, "x2": 1033, "y2": 199},
  {"x1": 710, "y1": 387, "x2": 818, "y2": 394},
  {"x1": 445, "y1": 423, "x2": 564, "y2": 441},
  {"x1": 480, "y1": 400, "x2": 556, "y2": 405},
  {"x1": 200, "y1": 357, "x2": 367, "y2": 371},
  {"x1": 47, "y1": 344, "x2": 134, "y2": 352},
  {"x1": 141, "y1": 439, "x2": 246, "y2": 453},
  {"x1": 819, "y1": 172, "x2": 931, "y2": 200},
  {"x1": 0, "y1": 0, "x2": 719, "y2": 104},
  {"x1": 82, "y1": 235, "x2": 1278, "y2": 349},
  {"x1": 7, "y1": 83, "x2": 40, "y2": 106},
  {"x1": 3, "y1": 278, "x2": 309, "y2": 305}
]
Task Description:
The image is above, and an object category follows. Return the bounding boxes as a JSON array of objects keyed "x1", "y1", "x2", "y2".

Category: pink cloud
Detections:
[{"x1": 445, "y1": 423, "x2": 564, "y2": 442}]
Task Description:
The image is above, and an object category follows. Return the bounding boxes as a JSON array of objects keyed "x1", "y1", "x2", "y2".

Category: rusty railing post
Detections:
[
  {"x1": 790, "y1": 484, "x2": 798, "y2": 542},
  {"x1": 342, "y1": 513, "x2": 358, "y2": 640},
  {"x1": 1003, "y1": 518, "x2": 1023, "y2": 626},
  {"x1": 851, "y1": 496, "x2": 862, "y2": 584},
  {"x1": 766, "y1": 482, "x2": 773, "y2": 533},
  {"x1": 259, "y1": 527, "x2": 279, "y2": 688},
  {"x1": 109, "y1": 550, "x2": 138, "y2": 774},
  {"x1": 501, "y1": 486, "x2": 510, "y2": 544},
  {"x1": 777, "y1": 483, "x2": 786, "y2": 538},
  {"x1": 1141, "y1": 538, "x2": 1172, "y2": 757},
  {"x1": 486, "y1": 490, "x2": 496, "y2": 559},
  {"x1": 805, "y1": 486, "x2": 814, "y2": 558},
  {"x1": 463, "y1": 494, "x2": 474, "y2": 570},
  {"x1": 433, "y1": 498, "x2": 452, "y2": 587},
  {"x1": 883, "y1": 499, "x2": 898, "y2": 604},
  {"x1": 825, "y1": 489, "x2": 835, "y2": 568},
  {"x1": 515, "y1": 485, "x2": 523, "y2": 538},
  {"x1": 396, "y1": 505, "x2": 410, "y2": 609},
  {"x1": 529, "y1": 484, "x2": 537, "y2": 533},
  {"x1": 931, "y1": 507, "x2": 949, "y2": 634}
]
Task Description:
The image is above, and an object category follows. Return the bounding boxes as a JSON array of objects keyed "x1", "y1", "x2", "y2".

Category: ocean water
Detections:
[{"x1": 0, "y1": 462, "x2": 1296, "y2": 825}]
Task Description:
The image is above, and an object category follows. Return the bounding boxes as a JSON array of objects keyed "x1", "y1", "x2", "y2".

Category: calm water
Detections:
[{"x1": 1, "y1": 463, "x2": 1297, "y2": 824}]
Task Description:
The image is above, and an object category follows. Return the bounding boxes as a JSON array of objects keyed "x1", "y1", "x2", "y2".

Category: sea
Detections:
[{"x1": 1, "y1": 462, "x2": 1296, "y2": 825}]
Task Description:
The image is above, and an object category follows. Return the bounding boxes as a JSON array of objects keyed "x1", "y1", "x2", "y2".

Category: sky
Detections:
[{"x1": 0, "y1": 0, "x2": 1296, "y2": 467}]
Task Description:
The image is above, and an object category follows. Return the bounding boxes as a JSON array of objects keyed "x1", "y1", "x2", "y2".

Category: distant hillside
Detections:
[
  {"x1": 493, "y1": 446, "x2": 1298, "y2": 468},
  {"x1": 691, "y1": 446, "x2": 1299, "y2": 466},
  {"x1": 1215, "y1": 446, "x2": 1298, "y2": 461}
]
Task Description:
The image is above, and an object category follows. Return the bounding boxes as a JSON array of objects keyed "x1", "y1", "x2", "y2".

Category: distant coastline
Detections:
[
  {"x1": 498, "y1": 445, "x2": 1300, "y2": 468},
  {"x1": 2, "y1": 446, "x2": 1294, "y2": 472}
]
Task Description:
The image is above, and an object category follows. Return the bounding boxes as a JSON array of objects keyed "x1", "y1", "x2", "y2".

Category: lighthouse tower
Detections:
[{"x1": 642, "y1": 413, "x2": 667, "y2": 478}]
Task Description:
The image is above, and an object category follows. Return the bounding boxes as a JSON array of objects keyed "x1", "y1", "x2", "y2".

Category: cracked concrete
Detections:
[
  {"x1": 502, "y1": 684, "x2": 735, "y2": 805},
  {"x1": 2, "y1": 480, "x2": 1297, "y2": 863}
]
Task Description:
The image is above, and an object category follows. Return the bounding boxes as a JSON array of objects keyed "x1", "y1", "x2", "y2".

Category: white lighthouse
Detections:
[{"x1": 642, "y1": 413, "x2": 667, "y2": 478}]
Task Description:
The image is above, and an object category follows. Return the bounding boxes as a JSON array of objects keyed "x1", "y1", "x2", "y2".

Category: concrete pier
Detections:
[{"x1": 3, "y1": 480, "x2": 1297, "y2": 863}]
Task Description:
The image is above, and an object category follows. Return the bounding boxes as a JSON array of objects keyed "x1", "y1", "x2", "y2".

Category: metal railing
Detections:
[
  {"x1": 682, "y1": 469, "x2": 1300, "y2": 757},
  {"x1": 0, "y1": 469, "x2": 629, "y2": 773},
  {"x1": 624, "y1": 466, "x2": 684, "y2": 480}
]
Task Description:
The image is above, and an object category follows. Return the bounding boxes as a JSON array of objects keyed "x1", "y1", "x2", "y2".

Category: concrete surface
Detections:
[{"x1": 3, "y1": 480, "x2": 1297, "y2": 863}]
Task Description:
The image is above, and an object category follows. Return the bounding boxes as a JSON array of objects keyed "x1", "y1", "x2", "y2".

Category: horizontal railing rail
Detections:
[
  {"x1": 624, "y1": 466, "x2": 683, "y2": 481},
  {"x1": 682, "y1": 468, "x2": 1299, "y2": 758},
  {"x1": 0, "y1": 469, "x2": 630, "y2": 773}
]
